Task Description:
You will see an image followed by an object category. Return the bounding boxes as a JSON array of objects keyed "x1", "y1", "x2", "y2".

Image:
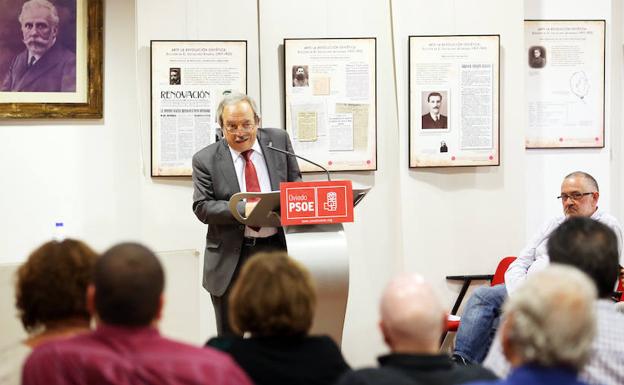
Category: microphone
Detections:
[{"x1": 267, "y1": 142, "x2": 331, "y2": 181}]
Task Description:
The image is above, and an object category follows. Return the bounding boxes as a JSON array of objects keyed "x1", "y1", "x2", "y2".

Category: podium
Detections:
[{"x1": 228, "y1": 183, "x2": 370, "y2": 345}]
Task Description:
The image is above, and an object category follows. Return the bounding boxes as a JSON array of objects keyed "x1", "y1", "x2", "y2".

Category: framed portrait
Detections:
[
  {"x1": 525, "y1": 20, "x2": 605, "y2": 148},
  {"x1": 0, "y1": 0, "x2": 103, "y2": 119},
  {"x1": 150, "y1": 40, "x2": 247, "y2": 177},
  {"x1": 284, "y1": 37, "x2": 377, "y2": 172},
  {"x1": 409, "y1": 35, "x2": 500, "y2": 168}
]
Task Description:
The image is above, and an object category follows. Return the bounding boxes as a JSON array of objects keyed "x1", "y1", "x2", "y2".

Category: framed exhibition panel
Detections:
[
  {"x1": 150, "y1": 40, "x2": 247, "y2": 177},
  {"x1": 525, "y1": 20, "x2": 605, "y2": 149},
  {"x1": 409, "y1": 35, "x2": 500, "y2": 168},
  {"x1": 284, "y1": 37, "x2": 377, "y2": 172},
  {"x1": 0, "y1": 0, "x2": 103, "y2": 119}
]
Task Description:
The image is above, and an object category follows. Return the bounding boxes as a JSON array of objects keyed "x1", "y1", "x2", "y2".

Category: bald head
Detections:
[{"x1": 380, "y1": 273, "x2": 445, "y2": 353}]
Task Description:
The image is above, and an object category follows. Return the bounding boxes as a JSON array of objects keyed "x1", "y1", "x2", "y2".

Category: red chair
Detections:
[
  {"x1": 442, "y1": 256, "x2": 517, "y2": 344},
  {"x1": 614, "y1": 270, "x2": 623, "y2": 302}
]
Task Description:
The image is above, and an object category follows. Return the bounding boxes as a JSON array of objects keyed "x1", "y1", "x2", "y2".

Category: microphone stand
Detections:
[{"x1": 266, "y1": 144, "x2": 331, "y2": 181}]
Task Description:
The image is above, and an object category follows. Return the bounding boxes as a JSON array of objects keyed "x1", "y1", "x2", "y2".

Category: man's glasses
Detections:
[
  {"x1": 224, "y1": 123, "x2": 255, "y2": 133},
  {"x1": 557, "y1": 192, "x2": 595, "y2": 201}
]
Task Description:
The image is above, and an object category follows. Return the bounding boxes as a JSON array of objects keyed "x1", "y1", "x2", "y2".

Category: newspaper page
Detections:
[
  {"x1": 409, "y1": 35, "x2": 500, "y2": 168},
  {"x1": 151, "y1": 40, "x2": 247, "y2": 176},
  {"x1": 285, "y1": 38, "x2": 376, "y2": 172},
  {"x1": 525, "y1": 20, "x2": 605, "y2": 148}
]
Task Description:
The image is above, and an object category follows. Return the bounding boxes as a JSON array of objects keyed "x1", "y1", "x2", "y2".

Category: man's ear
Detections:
[
  {"x1": 155, "y1": 294, "x2": 165, "y2": 321},
  {"x1": 86, "y1": 284, "x2": 96, "y2": 316},
  {"x1": 379, "y1": 320, "x2": 393, "y2": 350},
  {"x1": 501, "y1": 315, "x2": 521, "y2": 367}
]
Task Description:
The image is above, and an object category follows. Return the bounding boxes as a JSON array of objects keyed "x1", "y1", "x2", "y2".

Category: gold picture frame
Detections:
[{"x1": 0, "y1": 0, "x2": 103, "y2": 119}]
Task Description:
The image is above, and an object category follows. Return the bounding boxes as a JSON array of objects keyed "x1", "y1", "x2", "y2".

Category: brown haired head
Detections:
[
  {"x1": 15, "y1": 239, "x2": 98, "y2": 332},
  {"x1": 229, "y1": 251, "x2": 316, "y2": 336}
]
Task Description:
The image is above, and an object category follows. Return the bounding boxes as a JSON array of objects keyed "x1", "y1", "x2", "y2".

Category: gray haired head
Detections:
[
  {"x1": 216, "y1": 92, "x2": 261, "y2": 128},
  {"x1": 502, "y1": 265, "x2": 596, "y2": 370},
  {"x1": 19, "y1": 0, "x2": 60, "y2": 27}
]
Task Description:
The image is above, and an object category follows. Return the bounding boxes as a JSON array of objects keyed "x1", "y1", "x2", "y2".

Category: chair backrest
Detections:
[{"x1": 490, "y1": 256, "x2": 517, "y2": 286}]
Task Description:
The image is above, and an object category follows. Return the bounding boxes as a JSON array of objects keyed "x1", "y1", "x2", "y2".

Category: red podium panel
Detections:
[{"x1": 280, "y1": 180, "x2": 354, "y2": 225}]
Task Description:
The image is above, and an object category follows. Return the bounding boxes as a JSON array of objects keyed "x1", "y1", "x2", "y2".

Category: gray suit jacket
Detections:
[
  {"x1": 192, "y1": 128, "x2": 302, "y2": 296},
  {"x1": 1, "y1": 43, "x2": 76, "y2": 92}
]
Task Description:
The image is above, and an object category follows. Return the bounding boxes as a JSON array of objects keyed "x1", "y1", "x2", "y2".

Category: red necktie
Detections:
[{"x1": 241, "y1": 150, "x2": 261, "y2": 231}]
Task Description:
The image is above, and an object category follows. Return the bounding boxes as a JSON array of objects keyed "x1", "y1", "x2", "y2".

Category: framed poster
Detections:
[
  {"x1": 0, "y1": 0, "x2": 103, "y2": 119},
  {"x1": 409, "y1": 35, "x2": 500, "y2": 168},
  {"x1": 150, "y1": 40, "x2": 247, "y2": 177},
  {"x1": 525, "y1": 20, "x2": 605, "y2": 148},
  {"x1": 284, "y1": 37, "x2": 377, "y2": 172}
]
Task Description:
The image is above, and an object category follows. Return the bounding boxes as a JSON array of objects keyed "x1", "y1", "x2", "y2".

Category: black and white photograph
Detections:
[
  {"x1": 409, "y1": 34, "x2": 499, "y2": 168},
  {"x1": 169, "y1": 67, "x2": 181, "y2": 85},
  {"x1": 525, "y1": 20, "x2": 605, "y2": 148},
  {"x1": 284, "y1": 37, "x2": 378, "y2": 172},
  {"x1": 528, "y1": 45, "x2": 546, "y2": 69},
  {"x1": 150, "y1": 40, "x2": 247, "y2": 176},
  {"x1": 421, "y1": 90, "x2": 448, "y2": 130},
  {"x1": 292, "y1": 65, "x2": 309, "y2": 87}
]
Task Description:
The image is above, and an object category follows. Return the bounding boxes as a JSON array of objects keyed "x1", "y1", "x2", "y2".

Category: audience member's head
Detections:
[
  {"x1": 560, "y1": 171, "x2": 599, "y2": 218},
  {"x1": 379, "y1": 273, "x2": 446, "y2": 353},
  {"x1": 548, "y1": 216, "x2": 619, "y2": 298},
  {"x1": 501, "y1": 265, "x2": 596, "y2": 371},
  {"x1": 16, "y1": 239, "x2": 97, "y2": 334},
  {"x1": 229, "y1": 251, "x2": 316, "y2": 336},
  {"x1": 91, "y1": 243, "x2": 165, "y2": 327}
]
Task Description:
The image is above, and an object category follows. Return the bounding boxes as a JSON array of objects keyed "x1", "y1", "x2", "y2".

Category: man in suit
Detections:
[
  {"x1": 422, "y1": 92, "x2": 448, "y2": 129},
  {"x1": 1, "y1": 0, "x2": 76, "y2": 92},
  {"x1": 192, "y1": 92, "x2": 302, "y2": 336}
]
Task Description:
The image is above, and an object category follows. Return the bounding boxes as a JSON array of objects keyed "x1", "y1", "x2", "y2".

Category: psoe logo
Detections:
[{"x1": 324, "y1": 192, "x2": 338, "y2": 211}]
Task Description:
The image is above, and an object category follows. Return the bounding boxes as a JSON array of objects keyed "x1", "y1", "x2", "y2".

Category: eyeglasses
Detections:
[
  {"x1": 224, "y1": 122, "x2": 255, "y2": 133},
  {"x1": 557, "y1": 192, "x2": 595, "y2": 201}
]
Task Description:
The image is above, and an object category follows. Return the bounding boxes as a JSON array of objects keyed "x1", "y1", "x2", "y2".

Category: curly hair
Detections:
[
  {"x1": 229, "y1": 251, "x2": 316, "y2": 336},
  {"x1": 15, "y1": 239, "x2": 98, "y2": 332}
]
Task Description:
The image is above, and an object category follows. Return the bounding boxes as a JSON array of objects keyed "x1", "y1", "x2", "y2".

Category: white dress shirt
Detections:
[
  {"x1": 505, "y1": 209, "x2": 623, "y2": 294},
  {"x1": 228, "y1": 141, "x2": 277, "y2": 238}
]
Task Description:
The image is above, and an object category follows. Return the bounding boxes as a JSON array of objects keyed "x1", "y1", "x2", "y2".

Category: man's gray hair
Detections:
[
  {"x1": 564, "y1": 171, "x2": 599, "y2": 192},
  {"x1": 503, "y1": 265, "x2": 596, "y2": 370},
  {"x1": 216, "y1": 92, "x2": 261, "y2": 128},
  {"x1": 19, "y1": 0, "x2": 60, "y2": 27}
]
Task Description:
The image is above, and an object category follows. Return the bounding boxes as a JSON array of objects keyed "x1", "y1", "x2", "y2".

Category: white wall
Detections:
[
  {"x1": 1, "y1": 0, "x2": 623, "y2": 369},
  {"x1": 524, "y1": 0, "x2": 623, "y2": 235},
  {"x1": 0, "y1": 0, "x2": 143, "y2": 262},
  {"x1": 392, "y1": 0, "x2": 527, "y2": 307},
  {"x1": 258, "y1": 0, "x2": 403, "y2": 364}
]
